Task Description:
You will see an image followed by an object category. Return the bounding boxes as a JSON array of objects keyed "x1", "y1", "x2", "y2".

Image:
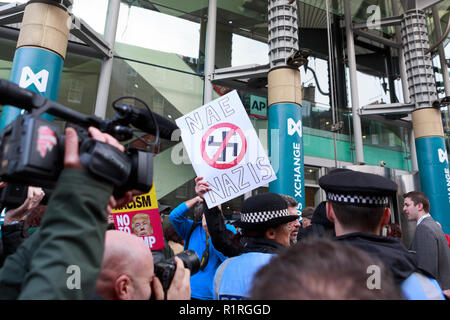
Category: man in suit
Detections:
[{"x1": 403, "y1": 191, "x2": 450, "y2": 291}]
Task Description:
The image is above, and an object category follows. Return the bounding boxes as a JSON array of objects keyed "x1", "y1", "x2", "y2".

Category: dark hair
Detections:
[
  {"x1": 279, "y1": 194, "x2": 297, "y2": 208},
  {"x1": 161, "y1": 215, "x2": 184, "y2": 245},
  {"x1": 403, "y1": 191, "x2": 430, "y2": 213},
  {"x1": 301, "y1": 206, "x2": 314, "y2": 219},
  {"x1": 192, "y1": 203, "x2": 204, "y2": 221},
  {"x1": 331, "y1": 202, "x2": 385, "y2": 233},
  {"x1": 250, "y1": 238, "x2": 403, "y2": 300},
  {"x1": 387, "y1": 223, "x2": 402, "y2": 238}
]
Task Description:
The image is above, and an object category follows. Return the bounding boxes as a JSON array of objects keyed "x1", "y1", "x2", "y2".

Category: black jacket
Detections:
[
  {"x1": 336, "y1": 232, "x2": 419, "y2": 284},
  {"x1": 298, "y1": 201, "x2": 335, "y2": 241},
  {"x1": 203, "y1": 204, "x2": 285, "y2": 257},
  {"x1": 0, "y1": 222, "x2": 29, "y2": 268}
]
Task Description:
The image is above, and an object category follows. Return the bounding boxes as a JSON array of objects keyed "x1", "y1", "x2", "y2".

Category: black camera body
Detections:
[
  {"x1": 0, "y1": 80, "x2": 169, "y2": 196},
  {"x1": 154, "y1": 250, "x2": 200, "y2": 295},
  {"x1": 0, "y1": 115, "x2": 63, "y2": 188}
]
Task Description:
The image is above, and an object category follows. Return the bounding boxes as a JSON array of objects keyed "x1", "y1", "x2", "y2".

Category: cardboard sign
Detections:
[
  {"x1": 175, "y1": 90, "x2": 276, "y2": 208},
  {"x1": 112, "y1": 185, "x2": 165, "y2": 250}
]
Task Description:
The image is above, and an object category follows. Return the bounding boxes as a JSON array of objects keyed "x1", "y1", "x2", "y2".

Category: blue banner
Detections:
[
  {"x1": 415, "y1": 136, "x2": 450, "y2": 234},
  {"x1": 0, "y1": 47, "x2": 64, "y2": 236},
  {"x1": 268, "y1": 103, "x2": 305, "y2": 216},
  {"x1": 0, "y1": 47, "x2": 63, "y2": 130}
]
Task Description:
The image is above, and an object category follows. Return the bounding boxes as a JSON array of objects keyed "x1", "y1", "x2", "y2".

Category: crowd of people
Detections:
[{"x1": 0, "y1": 126, "x2": 449, "y2": 300}]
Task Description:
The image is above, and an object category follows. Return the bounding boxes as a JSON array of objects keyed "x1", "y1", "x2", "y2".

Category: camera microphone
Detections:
[
  {"x1": 0, "y1": 79, "x2": 43, "y2": 112},
  {"x1": 113, "y1": 104, "x2": 179, "y2": 141}
]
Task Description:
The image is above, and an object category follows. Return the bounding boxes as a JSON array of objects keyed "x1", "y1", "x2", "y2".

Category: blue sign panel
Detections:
[
  {"x1": 415, "y1": 136, "x2": 450, "y2": 234},
  {"x1": 268, "y1": 103, "x2": 305, "y2": 215},
  {"x1": 0, "y1": 47, "x2": 64, "y2": 129}
]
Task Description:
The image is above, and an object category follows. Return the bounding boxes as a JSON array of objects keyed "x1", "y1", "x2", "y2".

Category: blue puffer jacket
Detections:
[{"x1": 169, "y1": 202, "x2": 236, "y2": 300}]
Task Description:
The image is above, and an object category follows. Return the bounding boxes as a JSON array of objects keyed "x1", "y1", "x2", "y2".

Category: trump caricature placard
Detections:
[{"x1": 112, "y1": 185, "x2": 165, "y2": 250}]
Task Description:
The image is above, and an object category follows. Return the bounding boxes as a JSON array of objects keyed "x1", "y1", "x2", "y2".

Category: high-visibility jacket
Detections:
[{"x1": 213, "y1": 252, "x2": 273, "y2": 300}]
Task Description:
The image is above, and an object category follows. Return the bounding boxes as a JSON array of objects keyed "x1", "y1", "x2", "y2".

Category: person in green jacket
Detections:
[{"x1": 0, "y1": 127, "x2": 134, "y2": 299}]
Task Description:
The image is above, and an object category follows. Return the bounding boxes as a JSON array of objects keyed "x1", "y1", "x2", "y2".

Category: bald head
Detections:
[{"x1": 95, "y1": 230, "x2": 154, "y2": 300}]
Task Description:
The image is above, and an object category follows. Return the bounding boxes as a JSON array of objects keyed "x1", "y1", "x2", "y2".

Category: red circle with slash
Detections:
[{"x1": 201, "y1": 123, "x2": 247, "y2": 170}]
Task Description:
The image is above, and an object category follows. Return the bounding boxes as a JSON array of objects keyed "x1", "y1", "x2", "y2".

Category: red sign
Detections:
[
  {"x1": 201, "y1": 122, "x2": 247, "y2": 170},
  {"x1": 113, "y1": 209, "x2": 164, "y2": 250}
]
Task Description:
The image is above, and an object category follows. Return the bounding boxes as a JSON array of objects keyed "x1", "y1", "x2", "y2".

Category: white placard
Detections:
[{"x1": 175, "y1": 90, "x2": 276, "y2": 208}]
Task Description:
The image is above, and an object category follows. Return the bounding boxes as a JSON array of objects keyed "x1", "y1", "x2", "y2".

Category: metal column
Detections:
[
  {"x1": 432, "y1": 5, "x2": 450, "y2": 97},
  {"x1": 0, "y1": 0, "x2": 71, "y2": 130},
  {"x1": 343, "y1": 0, "x2": 365, "y2": 164},
  {"x1": 402, "y1": 9, "x2": 450, "y2": 233},
  {"x1": 267, "y1": 0, "x2": 305, "y2": 214},
  {"x1": 393, "y1": 0, "x2": 418, "y2": 171},
  {"x1": 94, "y1": 0, "x2": 120, "y2": 118},
  {"x1": 203, "y1": 0, "x2": 217, "y2": 104}
]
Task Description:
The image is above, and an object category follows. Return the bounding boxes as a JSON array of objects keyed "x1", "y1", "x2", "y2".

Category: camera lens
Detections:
[{"x1": 176, "y1": 250, "x2": 200, "y2": 276}]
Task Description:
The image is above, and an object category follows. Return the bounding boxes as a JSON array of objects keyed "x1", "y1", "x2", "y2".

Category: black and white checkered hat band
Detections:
[
  {"x1": 327, "y1": 192, "x2": 389, "y2": 206},
  {"x1": 241, "y1": 209, "x2": 290, "y2": 223}
]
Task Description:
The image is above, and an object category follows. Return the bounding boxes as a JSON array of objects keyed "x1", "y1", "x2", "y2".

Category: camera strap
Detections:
[
  {"x1": 184, "y1": 221, "x2": 210, "y2": 270},
  {"x1": 199, "y1": 234, "x2": 210, "y2": 271}
]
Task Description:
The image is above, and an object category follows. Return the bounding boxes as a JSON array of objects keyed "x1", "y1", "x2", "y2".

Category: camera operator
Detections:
[
  {"x1": 0, "y1": 127, "x2": 140, "y2": 299},
  {"x1": 94, "y1": 230, "x2": 190, "y2": 300}
]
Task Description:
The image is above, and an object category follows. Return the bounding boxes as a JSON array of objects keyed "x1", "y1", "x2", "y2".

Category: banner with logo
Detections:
[
  {"x1": 268, "y1": 103, "x2": 305, "y2": 216},
  {"x1": 112, "y1": 185, "x2": 165, "y2": 250},
  {"x1": 175, "y1": 90, "x2": 276, "y2": 208},
  {"x1": 0, "y1": 47, "x2": 63, "y2": 129},
  {"x1": 415, "y1": 136, "x2": 450, "y2": 234}
]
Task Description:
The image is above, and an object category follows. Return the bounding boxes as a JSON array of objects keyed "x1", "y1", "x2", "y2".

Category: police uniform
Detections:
[
  {"x1": 212, "y1": 193, "x2": 297, "y2": 300},
  {"x1": 319, "y1": 169, "x2": 445, "y2": 300}
]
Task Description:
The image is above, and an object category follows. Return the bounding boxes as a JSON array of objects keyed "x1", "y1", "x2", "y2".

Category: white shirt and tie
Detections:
[{"x1": 417, "y1": 214, "x2": 431, "y2": 226}]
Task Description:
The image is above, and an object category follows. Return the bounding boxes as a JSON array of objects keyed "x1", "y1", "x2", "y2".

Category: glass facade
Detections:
[{"x1": 0, "y1": 0, "x2": 448, "y2": 210}]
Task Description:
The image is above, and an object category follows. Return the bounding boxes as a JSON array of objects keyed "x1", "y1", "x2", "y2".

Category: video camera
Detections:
[{"x1": 0, "y1": 79, "x2": 179, "y2": 198}]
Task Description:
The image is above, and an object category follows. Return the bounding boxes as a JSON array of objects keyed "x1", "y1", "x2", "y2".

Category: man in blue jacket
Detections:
[{"x1": 169, "y1": 195, "x2": 236, "y2": 300}]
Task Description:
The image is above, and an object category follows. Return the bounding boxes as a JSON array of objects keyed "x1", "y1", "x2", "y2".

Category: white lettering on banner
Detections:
[
  {"x1": 116, "y1": 214, "x2": 131, "y2": 233},
  {"x1": 116, "y1": 214, "x2": 130, "y2": 227},
  {"x1": 287, "y1": 118, "x2": 302, "y2": 137},
  {"x1": 293, "y1": 143, "x2": 303, "y2": 208},
  {"x1": 19, "y1": 66, "x2": 49, "y2": 92},
  {"x1": 143, "y1": 236, "x2": 156, "y2": 248},
  {"x1": 438, "y1": 148, "x2": 448, "y2": 164},
  {"x1": 445, "y1": 168, "x2": 450, "y2": 204}
]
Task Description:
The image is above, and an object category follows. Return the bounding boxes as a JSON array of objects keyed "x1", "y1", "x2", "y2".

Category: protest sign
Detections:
[
  {"x1": 112, "y1": 185, "x2": 164, "y2": 250},
  {"x1": 176, "y1": 90, "x2": 276, "y2": 208}
]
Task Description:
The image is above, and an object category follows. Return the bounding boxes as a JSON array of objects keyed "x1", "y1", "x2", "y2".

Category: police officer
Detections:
[
  {"x1": 195, "y1": 177, "x2": 297, "y2": 300},
  {"x1": 319, "y1": 169, "x2": 445, "y2": 300}
]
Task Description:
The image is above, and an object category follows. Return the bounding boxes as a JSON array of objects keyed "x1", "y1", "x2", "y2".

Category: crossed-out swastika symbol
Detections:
[
  {"x1": 201, "y1": 123, "x2": 247, "y2": 170},
  {"x1": 208, "y1": 130, "x2": 239, "y2": 162}
]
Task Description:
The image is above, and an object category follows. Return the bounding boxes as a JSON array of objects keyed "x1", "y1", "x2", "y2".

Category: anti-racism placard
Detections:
[
  {"x1": 176, "y1": 90, "x2": 276, "y2": 208},
  {"x1": 112, "y1": 185, "x2": 165, "y2": 250}
]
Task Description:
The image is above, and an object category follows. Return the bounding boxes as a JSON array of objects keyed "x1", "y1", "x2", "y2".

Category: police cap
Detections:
[{"x1": 319, "y1": 169, "x2": 397, "y2": 207}]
